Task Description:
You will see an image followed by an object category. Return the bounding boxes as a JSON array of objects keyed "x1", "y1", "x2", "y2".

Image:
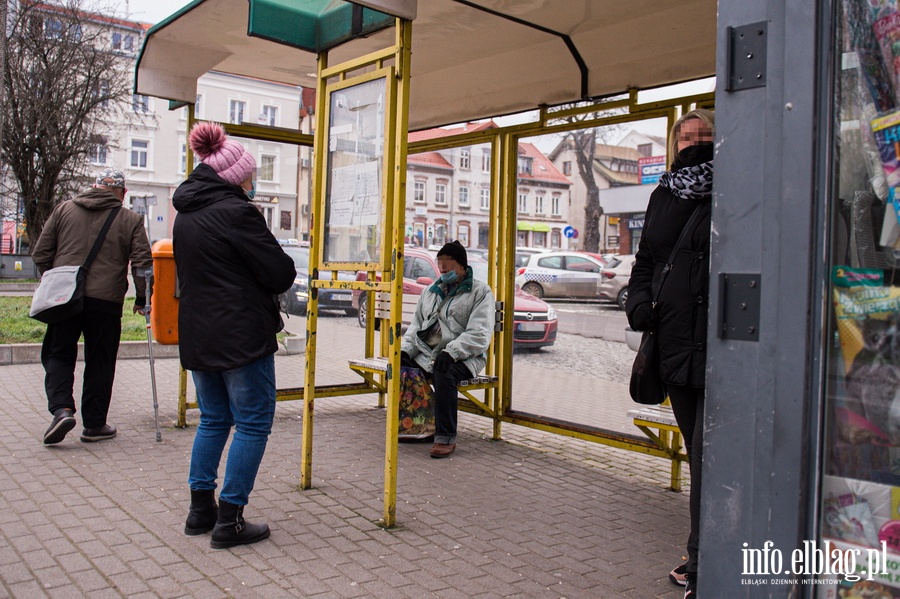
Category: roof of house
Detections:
[
  {"x1": 408, "y1": 120, "x2": 499, "y2": 143},
  {"x1": 408, "y1": 151, "x2": 453, "y2": 169},
  {"x1": 518, "y1": 143, "x2": 571, "y2": 185},
  {"x1": 595, "y1": 144, "x2": 641, "y2": 161},
  {"x1": 594, "y1": 159, "x2": 639, "y2": 185}
]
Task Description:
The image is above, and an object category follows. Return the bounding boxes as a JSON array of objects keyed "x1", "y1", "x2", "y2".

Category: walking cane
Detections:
[{"x1": 142, "y1": 268, "x2": 162, "y2": 442}]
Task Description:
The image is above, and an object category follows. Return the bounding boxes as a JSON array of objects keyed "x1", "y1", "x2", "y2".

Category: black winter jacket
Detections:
[
  {"x1": 626, "y1": 144, "x2": 713, "y2": 388},
  {"x1": 172, "y1": 164, "x2": 296, "y2": 371}
]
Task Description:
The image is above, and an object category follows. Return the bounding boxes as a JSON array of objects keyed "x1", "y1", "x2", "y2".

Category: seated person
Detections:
[{"x1": 400, "y1": 241, "x2": 495, "y2": 458}]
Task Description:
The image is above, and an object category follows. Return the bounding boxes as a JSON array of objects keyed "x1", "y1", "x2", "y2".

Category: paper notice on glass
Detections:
[{"x1": 328, "y1": 161, "x2": 381, "y2": 226}]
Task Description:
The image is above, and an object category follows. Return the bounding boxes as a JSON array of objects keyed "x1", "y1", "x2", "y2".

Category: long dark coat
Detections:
[{"x1": 626, "y1": 144, "x2": 713, "y2": 388}]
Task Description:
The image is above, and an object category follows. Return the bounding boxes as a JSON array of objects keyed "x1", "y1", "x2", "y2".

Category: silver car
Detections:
[
  {"x1": 598, "y1": 254, "x2": 636, "y2": 310},
  {"x1": 514, "y1": 251, "x2": 606, "y2": 299}
]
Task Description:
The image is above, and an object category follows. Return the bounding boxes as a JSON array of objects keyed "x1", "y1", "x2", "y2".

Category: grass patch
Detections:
[
  {"x1": 0, "y1": 297, "x2": 148, "y2": 344},
  {"x1": 0, "y1": 278, "x2": 39, "y2": 283},
  {"x1": 0, "y1": 296, "x2": 294, "y2": 345}
]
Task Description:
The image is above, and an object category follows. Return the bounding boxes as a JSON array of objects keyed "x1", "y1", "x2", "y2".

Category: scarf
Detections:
[
  {"x1": 658, "y1": 160, "x2": 714, "y2": 201},
  {"x1": 428, "y1": 266, "x2": 474, "y2": 300}
]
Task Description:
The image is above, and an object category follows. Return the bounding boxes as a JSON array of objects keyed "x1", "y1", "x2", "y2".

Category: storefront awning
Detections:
[
  {"x1": 517, "y1": 222, "x2": 552, "y2": 232},
  {"x1": 135, "y1": 0, "x2": 716, "y2": 131}
]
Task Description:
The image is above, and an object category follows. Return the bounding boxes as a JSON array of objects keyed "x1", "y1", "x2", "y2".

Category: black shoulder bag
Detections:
[
  {"x1": 30, "y1": 207, "x2": 122, "y2": 324},
  {"x1": 629, "y1": 203, "x2": 705, "y2": 404}
]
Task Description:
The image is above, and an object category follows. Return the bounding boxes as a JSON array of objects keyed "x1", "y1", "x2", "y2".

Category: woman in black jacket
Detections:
[
  {"x1": 173, "y1": 122, "x2": 296, "y2": 550},
  {"x1": 626, "y1": 109, "x2": 714, "y2": 599}
]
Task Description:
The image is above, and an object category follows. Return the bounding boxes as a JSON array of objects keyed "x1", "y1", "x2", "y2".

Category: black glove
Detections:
[
  {"x1": 433, "y1": 351, "x2": 455, "y2": 373},
  {"x1": 400, "y1": 351, "x2": 415, "y2": 367},
  {"x1": 629, "y1": 302, "x2": 658, "y2": 332}
]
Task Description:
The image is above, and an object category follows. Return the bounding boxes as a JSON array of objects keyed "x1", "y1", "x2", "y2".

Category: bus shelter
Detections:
[{"x1": 135, "y1": 0, "x2": 716, "y2": 529}]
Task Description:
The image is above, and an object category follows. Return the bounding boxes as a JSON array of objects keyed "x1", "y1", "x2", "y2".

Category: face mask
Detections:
[
  {"x1": 439, "y1": 270, "x2": 459, "y2": 284},
  {"x1": 245, "y1": 181, "x2": 256, "y2": 200}
]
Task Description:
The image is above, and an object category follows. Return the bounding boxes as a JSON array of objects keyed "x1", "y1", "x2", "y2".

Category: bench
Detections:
[
  {"x1": 348, "y1": 356, "x2": 499, "y2": 417},
  {"x1": 627, "y1": 405, "x2": 687, "y2": 492}
]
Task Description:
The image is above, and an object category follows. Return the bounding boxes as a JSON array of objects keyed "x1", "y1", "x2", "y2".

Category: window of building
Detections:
[
  {"x1": 130, "y1": 139, "x2": 149, "y2": 169},
  {"x1": 132, "y1": 94, "x2": 150, "y2": 113},
  {"x1": 458, "y1": 185, "x2": 469, "y2": 207},
  {"x1": 551, "y1": 231, "x2": 561, "y2": 248},
  {"x1": 90, "y1": 137, "x2": 108, "y2": 165},
  {"x1": 414, "y1": 181, "x2": 426, "y2": 203},
  {"x1": 123, "y1": 35, "x2": 134, "y2": 52},
  {"x1": 533, "y1": 231, "x2": 546, "y2": 247},
  {"x1": 111, "y1": 31, "x2": 122, "y2": 49},
  {"x1": 638, "y1": 143, "x2": 653, "y2": 157},
  {"x1": 93, "y1": 79, "x2": 110, "y2": 110},
  {"x1": 518, "y1": 156, "x2": 533, "y2": 175},
  {"x1": 482, "y1": 149, "x2": 491, "y2": 173},
  {"x1": 229, "y1": 100, "x2": 246, "y2": 124},
  {"x1": 459, "y1": 149, "x2": 470, "y2": 170},
  {"x1": 179, "y1": 142, "x2": 187, "y2": 174},
  {"x1": 434, "y1": 224, "x2": 447, "y2": 246},
  {"x1": 457, "y1": 225, "x2": 470, "y2": 247},
  {"x1": 259, "y1": 154, "x2": 277, "y2": 182},
  {"x1": 480, "y1": 188, "x2": 490, "y2": 210},
  {"x1": 44, "y1": 19, "x2": 63, "y2": 38},
  {"x1": 552, "y1": 195, "x2": 561, "y2": 215},
  {"x1": 435, "y1": 183, "x2": 447, "y2": 205},
  {"x1": 535, "y1": 195, "x2": 544, "y2": 214},
  {"x1": 562, "y1": 161, "x2": 572, "y2": 175},
  {"x1": 261, "y1": 105, "x2": 278, "y2": 127},
  {"x1": 518, "y1": 192, "x2": 528, "y2": 213}
]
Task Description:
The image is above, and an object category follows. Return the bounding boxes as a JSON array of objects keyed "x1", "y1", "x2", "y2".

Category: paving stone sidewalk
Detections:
[{"x1": 0, "y1": 344, "x2": 690, "y2": 598}]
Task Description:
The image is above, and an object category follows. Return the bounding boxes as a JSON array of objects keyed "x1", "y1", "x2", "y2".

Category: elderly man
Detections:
[
  {"x1": 33, "y1": 168, "x2": 152, "y2": 445},
  {"x1": 401, "y1": 240, "x2": 495, "y2": 458}
]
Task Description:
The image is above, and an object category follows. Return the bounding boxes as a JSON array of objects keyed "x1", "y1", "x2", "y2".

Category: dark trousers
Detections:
[
  {"x1": 41, "y1": 298, "x2": 122, "y2": 429},
  {"x1": 429, "y1": 361, "x2": 473, "y2": 445},
  {"x1": 667, "y1": 385, "x2": 705, "y2": 579}
]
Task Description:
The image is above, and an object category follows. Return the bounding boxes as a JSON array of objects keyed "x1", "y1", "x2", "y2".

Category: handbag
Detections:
[
  {"x1": 30, "y1": 207, "x2": 122, "y2": 324},
  {"x1": 629, "y1": 203, "x2": 706, "y2": 404},
  {"x1": 398, "y1": 366, "x2": 435, "y2": 440}
]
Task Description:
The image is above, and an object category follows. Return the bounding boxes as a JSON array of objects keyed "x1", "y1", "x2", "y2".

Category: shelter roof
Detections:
[{"x1": 135, "y1": 0, "x2": 716, "y2": 131}]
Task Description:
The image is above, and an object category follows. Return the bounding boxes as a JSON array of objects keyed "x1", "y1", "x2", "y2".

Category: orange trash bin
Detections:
[{"x1": 150, "y1": 239, "x2": 179, "y2": 345}]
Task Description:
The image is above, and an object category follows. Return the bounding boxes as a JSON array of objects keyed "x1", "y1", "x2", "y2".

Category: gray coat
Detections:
[{"x1": 401, "y1": 268, "x2": 495, "y2": 377}]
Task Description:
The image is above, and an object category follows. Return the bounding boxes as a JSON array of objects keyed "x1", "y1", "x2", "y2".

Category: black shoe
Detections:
[
  {"x1": 669, "y1": 563, "x2": 688, "y2": 587},
  {"x1": 43, "y1": 409, "x2": 76, "y2": 445},
  {"x1": 184, "y1": 489, "x2": 218, "y2": 536},
  {"x1": 684, "y1": 576, "x2": 696, "y2": 598},
  {"x1": 80, "y1": 424, "x2": 117, "y2": 442},
  {"x1": 210, "y1": 500, "x2": 270, "y2": 549}
]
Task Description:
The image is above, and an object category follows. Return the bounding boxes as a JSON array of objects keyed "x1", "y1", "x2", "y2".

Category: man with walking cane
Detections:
[{"x1": 33, "y1": 168, "x2": 152, "y2": 446}]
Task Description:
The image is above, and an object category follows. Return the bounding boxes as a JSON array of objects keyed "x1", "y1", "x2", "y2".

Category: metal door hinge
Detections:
[
  {"x1": 726, "y1": 22, "x2": 767, "y2": 91},
  {"x1": 717, "y1": 273, "x2": 761, "y2": 341}
]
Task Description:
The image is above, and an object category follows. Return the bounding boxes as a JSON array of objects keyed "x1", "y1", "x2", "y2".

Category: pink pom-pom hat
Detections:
[{"x1": 188, "y1": 121, "x2": 256, "y2": 186}]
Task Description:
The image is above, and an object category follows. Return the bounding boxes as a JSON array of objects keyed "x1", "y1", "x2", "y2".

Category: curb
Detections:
[
  {"x1": 0, "y1": 337, "x2": 305, "y2": 365},
  {"x1": 0, "y1": 283, "x2": 38, "y2": 292}
]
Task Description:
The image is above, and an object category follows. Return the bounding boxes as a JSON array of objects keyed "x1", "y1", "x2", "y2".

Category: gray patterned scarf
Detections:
[{"x1": 658, "y1": 161, "x2": 714, "y2": 200}]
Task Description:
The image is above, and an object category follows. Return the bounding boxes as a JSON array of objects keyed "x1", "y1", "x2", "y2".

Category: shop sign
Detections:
[{"x1": 639, "y1": 156, "x2": 666, "y2": 185}]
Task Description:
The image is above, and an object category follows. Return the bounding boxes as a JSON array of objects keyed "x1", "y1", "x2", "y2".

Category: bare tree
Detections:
[
  {"x1": 1, "y1": 0, "x2": 134, "y2": 248},
  {"x1": 549, "y1": 100, "x2": 627, "y2": 253}
]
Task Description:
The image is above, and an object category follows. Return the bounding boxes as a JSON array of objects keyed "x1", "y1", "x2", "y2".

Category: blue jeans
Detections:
[{"x1": 188, "y1": 354, "x2": 276, "y2": 506}]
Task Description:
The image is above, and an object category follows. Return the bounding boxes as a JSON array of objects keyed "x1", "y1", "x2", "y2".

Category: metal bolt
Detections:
[
  {"x1": 749, "y1": 280, "x2": 757, "y2": 288},
  {"x1": 739, "y1": 302, "x2": 747, "y2": 310},
  {"x1": 756, "y1": 73, "x2": 762, "y2": 79},
  {"x1": 748, "y1": 326, "x2": 756, "y2": 334},
  {"x1": 747, "y1": 52, "x2": 753, "y2": 59}
]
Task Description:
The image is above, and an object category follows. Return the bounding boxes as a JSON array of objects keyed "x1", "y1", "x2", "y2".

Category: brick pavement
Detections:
[{"x1": 0, "y1": 318, "x2": 690, "y2": 599}]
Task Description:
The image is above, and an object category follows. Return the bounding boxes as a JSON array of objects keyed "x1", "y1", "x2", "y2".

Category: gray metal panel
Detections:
[{"x1": 701, "y1": 0, "x2": 821, "y2": 595}]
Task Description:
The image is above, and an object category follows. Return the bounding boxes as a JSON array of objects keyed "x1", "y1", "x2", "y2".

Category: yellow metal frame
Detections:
[{"x1": 169, "y1": 68, "x2": 712, "y2": 507}]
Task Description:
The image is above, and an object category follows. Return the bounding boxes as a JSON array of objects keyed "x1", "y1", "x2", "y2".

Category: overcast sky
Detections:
[{"x1": 116, "y1": 0, "x2": 191, "y2": 24}]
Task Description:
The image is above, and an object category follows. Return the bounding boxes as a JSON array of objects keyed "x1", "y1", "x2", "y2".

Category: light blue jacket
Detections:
[{"x1": 401, "y1": 267, "x2": 495, "y2": 377}]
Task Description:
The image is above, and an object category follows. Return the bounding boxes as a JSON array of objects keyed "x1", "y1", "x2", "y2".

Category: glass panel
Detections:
[
  {"x1": 818, "y1": 0, "x2": 900, "y2": 592},
  {"x1": 323, "y1": 77, "x2": 385, "y2": 264}
]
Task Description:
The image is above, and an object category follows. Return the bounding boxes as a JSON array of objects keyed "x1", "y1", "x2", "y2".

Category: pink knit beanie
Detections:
[{"x1": 188, "y1": 122, "x2": 256, "y2": 186}]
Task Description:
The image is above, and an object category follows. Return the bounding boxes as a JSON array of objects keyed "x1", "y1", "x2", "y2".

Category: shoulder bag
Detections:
[
  {"x1": 30, "y1": 207, "x2": 122, "y2": 324},
  {"x1": 629, "y1": 203, "x2": 705, "y2": 404}
]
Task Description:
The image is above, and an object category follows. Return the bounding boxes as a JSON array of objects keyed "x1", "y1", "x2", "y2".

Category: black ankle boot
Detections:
[
  {"x1": 210, "y1": 500, "x2": 270, "y2": 549},
  {"x1": 184, "y1": 489, "x2": 218, "y2": 536}
]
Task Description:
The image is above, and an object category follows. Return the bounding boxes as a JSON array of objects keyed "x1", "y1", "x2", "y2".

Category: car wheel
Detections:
[
  {"x1": 357, "y1": 295, "x2": 367, "y2": 328},
  {"x1": 617, "y1": 287, "x2": 628, "y2": 311},
  {"x1": 280, "y1": 292, "x2": 295, "y2": 315},
  {"x1": 522, "y1": 282, "x2": 544, "y2": 299}
]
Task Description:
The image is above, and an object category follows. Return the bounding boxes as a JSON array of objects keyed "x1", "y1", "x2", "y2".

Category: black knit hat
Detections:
[{"x1": 436, "y1": 240, "x2": 467, "y2": 268}]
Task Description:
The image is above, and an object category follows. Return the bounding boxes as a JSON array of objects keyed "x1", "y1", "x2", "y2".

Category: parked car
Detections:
[
  {"x1": 514, "y1": 251, "x2": 607, "y2": 300},
  {"x1": 351, "y1": 246, "x2": 558, "y2": 350},
  {"x1": 597, "y1": 254, "x2": 636, "y2": 310},
  {"x1": 279, "y1": 246, "x2": 357, "y2": 316},
  {"x1": 515, "y1": 246, "x2": 550, "y2": 268}
]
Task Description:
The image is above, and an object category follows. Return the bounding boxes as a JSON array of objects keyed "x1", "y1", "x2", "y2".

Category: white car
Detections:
[{"x1": 514, "y1": 251, "x2": 606, "y2": 300}]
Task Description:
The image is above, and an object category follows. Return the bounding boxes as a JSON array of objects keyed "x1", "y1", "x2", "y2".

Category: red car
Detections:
[{"x1": 351, "y1": 247, "x2": 558, "y2": 350}]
